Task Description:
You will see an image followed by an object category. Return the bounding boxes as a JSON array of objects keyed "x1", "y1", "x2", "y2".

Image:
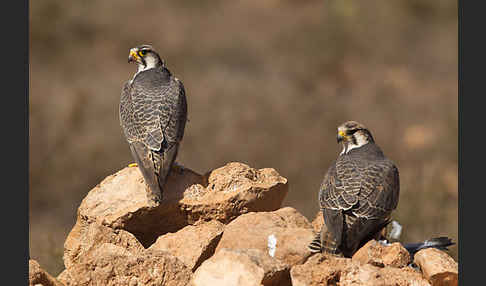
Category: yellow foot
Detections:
[{"x1": 128, "y1": 163, "x2": 138, "y2": 167}]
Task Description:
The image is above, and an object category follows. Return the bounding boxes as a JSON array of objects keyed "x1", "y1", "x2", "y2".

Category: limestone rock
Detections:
[
  {"x1": 380, "y1": 242, "x2": 411, "y2": 268},
  {"x1": 29, "y1": 259, "x2": 64, "y2": 286},
  {"x1": 186, "y1": 162, "x2": 289, "y2": 226},
  {"x1": 311, "y1": 211, "x2": 324, "y2": 234},
  {"x1": 414, "y1": 248, "x2": 458, "y2": 286},
  {"x1": 70, "y1": 162, "x2": 287, "y2": 247},
  {"x1": 71, "y1": 165, "x2": 204, "y2": 247},
  {"x1": 290, "y1": 255, "x2": 350, "y2": 286},
  {"x1": 191, "y1": 248, "x2": 290, "y2": 286},
  {"x1": 57, "y1": 269, "x2": 72, "y2": 286},
  {"x1": 59, "y1": 243, "x2": 191, "y2": 286},
  {"x1": 339, "y1": 263, "x2": 431, "y2": 286},
  {"x1": 215, "y1": 207, "x2": 314, "y2": 267},
  {"x1": 291, "y1": 254, "x2": 430, "y2": 286},
  {"x1": 148, "y1": 220, "x2": 224, "y2": 271},
  {"x1": 63, "y1": 222, "x2": 144, "y2": 269},
  {"x1": 352, "y1": 240, "x2": 411, "y2": 268}
]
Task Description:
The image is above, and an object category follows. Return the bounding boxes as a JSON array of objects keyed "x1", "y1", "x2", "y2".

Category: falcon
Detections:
[
  {"x1": 119, "y1": 44, "x2": 187, "y2": 203},
  {"x1": 308, "y1": 121, "x2": 400, "y2": 257}
]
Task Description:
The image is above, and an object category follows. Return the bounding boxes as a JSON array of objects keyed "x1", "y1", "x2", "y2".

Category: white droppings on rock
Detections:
[{"x1": 268, "y1": 234, "x2": 277, "y2": 257}]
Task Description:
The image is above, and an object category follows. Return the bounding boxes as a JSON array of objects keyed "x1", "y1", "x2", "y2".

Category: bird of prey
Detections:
[
  {"x1": 119, "y1": 44, "x2": 187, "y2": 203},
  {"x1": 308, "y1": 121, "x2": 400, "y2": 257}
]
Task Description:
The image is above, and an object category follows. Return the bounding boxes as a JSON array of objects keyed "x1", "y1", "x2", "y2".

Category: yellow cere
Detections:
[{"x1": 130, "y1": 50, "x2": 139, "y2": 60}]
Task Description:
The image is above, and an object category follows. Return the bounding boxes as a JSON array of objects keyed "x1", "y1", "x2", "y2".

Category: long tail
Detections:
[{"x1": 403, "y1": 236, "x2": 455, "y2": 255}]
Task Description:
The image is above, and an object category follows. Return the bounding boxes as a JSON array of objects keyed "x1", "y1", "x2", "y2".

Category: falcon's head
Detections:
[
  {"x1": 128, "y1": 44, "x2": 164, "y2": 72},
  {"x1": 337, "y1": 121, "x2": 375, "y2": 154}
]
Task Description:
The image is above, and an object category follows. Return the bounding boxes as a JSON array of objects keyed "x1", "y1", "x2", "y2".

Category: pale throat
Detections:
[
  {"x1": 340, "y1": 132, "x2": 369, "y2": 155},
  {"x1": 137, "y1": 56, "x2": 158, "y2": 73},
  {"x1": 131, "y1": 56, "x2": 159, "y2": 83}
]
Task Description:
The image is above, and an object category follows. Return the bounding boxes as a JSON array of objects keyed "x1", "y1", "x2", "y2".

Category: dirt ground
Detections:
[{"x1": 29, "y1": 0, "x2": 458, "y2": 275}]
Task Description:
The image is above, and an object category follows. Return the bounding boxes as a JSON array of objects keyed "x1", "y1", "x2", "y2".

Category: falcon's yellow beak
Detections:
[
  {"x1": 337, "y1": 130, "x2": 347, "y2": 143},
  {"x1": 128, "y1": 50, "x2": 140, "y2": 63}
]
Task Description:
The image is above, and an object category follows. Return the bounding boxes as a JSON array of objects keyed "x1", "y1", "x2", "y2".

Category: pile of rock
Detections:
[{"x1": 29, "y1": 162, "x2": 458, "y2": 286}]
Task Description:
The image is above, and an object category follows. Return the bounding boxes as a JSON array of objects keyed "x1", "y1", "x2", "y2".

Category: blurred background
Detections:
[{"x1": 30, "y1": 0, "x2": 458, "y2": 275}]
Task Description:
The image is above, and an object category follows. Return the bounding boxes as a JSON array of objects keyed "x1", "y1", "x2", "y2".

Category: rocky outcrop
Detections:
[
  {"x1": 29, "y1": 259, "x2": 64, "y2": 286},
  {"x1": 67, "y1": 162, "x2": 287, "y2": 248},
  {"x1": 63, "y1": 223, "x2": 144, "y2": 270},
  {"x1": 414, "y1": 248, "x2": 458, "y2": 286},
  {"x1": 29, "y1": 161, "x2": 458, "y2": 286},
  {"x1": 215, "y1": 207, "x2": 315, "y2": 266},
  {"x1": 148, "y1": 220, "x2": 224, "y2": 271},
  {"x1": 199, "y1": 207, "x2": 315, "y2": 285},
  {"x1": 290, "y1": 254, "x2": 432, "y2": 286},
  {"x1": 191, "y1": 248, "x2": 290, "y2": 286},
  {"x1": 59, "y1": 243, "x2": 191, "y2": 286},
  {"x1": 352, "y1": 239, "x2": 411, "y2": 268}
]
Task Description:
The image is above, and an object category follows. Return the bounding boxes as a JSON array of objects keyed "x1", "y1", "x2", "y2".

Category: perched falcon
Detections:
[
  {"x1": 308, "y1": 121, "x2": 400, "y2": 257},
  {"x1": 119, "y1": 44, "x2": 187, "y2": 203}
]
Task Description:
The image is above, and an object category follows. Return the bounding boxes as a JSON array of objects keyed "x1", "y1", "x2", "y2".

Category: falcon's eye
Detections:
[
  {"x1": 139, "y1": 50, "x2": 148, "y2": 57},
  {"x1": 347, "y1": 129, "x2": 359, "y2": 135}
]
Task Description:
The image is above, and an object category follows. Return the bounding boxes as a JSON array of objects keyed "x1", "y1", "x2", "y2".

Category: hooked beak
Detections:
[
  {"x1": 337, "y1": 130, "x2": 346, "y2": 143},
  {"x1": 128, "y1": 49, "x2": 140, "y2": 63}
]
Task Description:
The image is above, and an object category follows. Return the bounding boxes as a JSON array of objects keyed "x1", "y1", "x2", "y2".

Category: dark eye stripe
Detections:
[{"x1": 347, "y1": 129, "x2": 359, "y2": 135}]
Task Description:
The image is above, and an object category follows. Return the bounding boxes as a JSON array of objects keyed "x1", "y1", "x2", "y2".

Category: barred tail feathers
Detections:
[
  {"x1": 308, "y1": 233, "x2": 322, "y2": 253},
  {"x1": 307, "y1": 227, "x2": 341, "y2": 254}
]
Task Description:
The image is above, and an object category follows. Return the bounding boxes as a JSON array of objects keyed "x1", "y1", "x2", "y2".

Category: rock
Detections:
[
  {"x1": 60, "y1": 243, "x2": 191, "y2": 286},
  {"x1": 63, "y1": 221, "x2": 144, "y2": 270},
  {"x1": 339, "y1": 263, "x2": 431, "y2": 286},
  {"x1": 311, "y1": 211, "x2": 324, "y2": 234},
  {"x1": 185, "y1": 162, "x2": 289, "y2": 226},
  {"x1": 70, "y1": 162, "x2": 287, "y2": 247},
  {"x1": 57, "y1": 269, "x2": 72, "y2": 286},
  {"x1": 148, "y1": 220, "x2": 224, "y2": 271},
  {"x1": 380, "y1": 242, "x2": 411, "y2": 268},
  {"x1": 290, "y1": 255, "x2": 349, "y2": 286},
  {"x1": 290, "y1": 254, "x2": 431, "y2": 286},
  {"x1": 215, "y1": 207, "x2": 315, "y2": 267},
  {"x1": 352, "y1": 240, "x2": 411, "y2": 268},
  {"x1": 191, "y1": 248, "x2": 291, "y2": 286},
  {"x1": 71, "y1": 165, "x2": 204, "y2": 247},
  {"x1": 414, "y1": 248, "x2": 458, "y2": 286},
  {"x1": 29, "y1": 259, "x2": 64, "y2": 286}
]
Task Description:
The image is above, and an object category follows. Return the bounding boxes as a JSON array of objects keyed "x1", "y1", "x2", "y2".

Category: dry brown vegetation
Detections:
[{"x1": 30, "y1": 0, "x2": 458, "y2": 275}]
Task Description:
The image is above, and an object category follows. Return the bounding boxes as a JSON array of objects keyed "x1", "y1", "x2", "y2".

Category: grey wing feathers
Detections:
[
  {"x1": 122, "y1": 69, "x2": 185, "y2": 150},
  {"x1": 317, "y1": 149, "x2": 399, "y2": 255},
  {"x1": 319, "y1": 157, "x2": 361, "y2": 211},
  {"x1": 155, "y1": 77, "x2": 187, "y2": 191},
  {"x1": 319, "y1": 155, "x2": 399, "y2": 220},
  {"x1": 353, "y1": 159, "x2": 399, "y2": 219},
  {"x1": 120, "y1": 68, "x2": 187, "y2": 201}
]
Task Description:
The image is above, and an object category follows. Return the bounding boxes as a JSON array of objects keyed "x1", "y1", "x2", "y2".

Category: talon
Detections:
[{"x1": 128, "y1": 163, "x2": 138, "y2": 167}]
